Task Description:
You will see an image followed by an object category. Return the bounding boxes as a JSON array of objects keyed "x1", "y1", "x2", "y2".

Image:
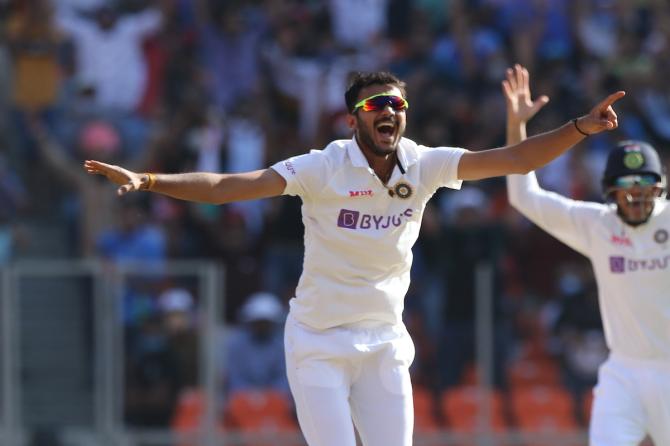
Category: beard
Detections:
[{"x1": 354, "y1": 117, "x2": 401, "y2": 157}]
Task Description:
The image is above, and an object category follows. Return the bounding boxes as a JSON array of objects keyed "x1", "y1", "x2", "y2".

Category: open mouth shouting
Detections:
[{"x1": 375, "y1": 120, "x2": 398, "y2": 145}]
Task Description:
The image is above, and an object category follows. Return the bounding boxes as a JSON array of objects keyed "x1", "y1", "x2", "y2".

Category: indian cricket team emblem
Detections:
[
  {"x1": 393, "y1": 182, "x2": 413, "y2": 199},
  {"x1": 623, "y1": 150, "x2": 644, "y2": 169},
  {"x1": 654, "y1": 229, "x2": 668, "y2": 244}
]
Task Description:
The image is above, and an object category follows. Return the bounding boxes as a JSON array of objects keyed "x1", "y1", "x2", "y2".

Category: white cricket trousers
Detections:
[
  {"x1": 284, "y1": 314, "x2": 415, "y2": 446},
  {"x1": 590, "y1": 353, "x2": 670, "y2": 445}
]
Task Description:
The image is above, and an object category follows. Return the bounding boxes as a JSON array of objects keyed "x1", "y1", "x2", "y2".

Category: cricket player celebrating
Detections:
[
  {"x1": 85, "y1": 66, "x2": 623, "y2": 446},
  {"x1": 504, "y1": 65, "x2": 670, "y2": 445}
]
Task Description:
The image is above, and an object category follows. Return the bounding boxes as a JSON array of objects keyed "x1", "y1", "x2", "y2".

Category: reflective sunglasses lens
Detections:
[
  {"x1": 364, "y1": 95, "x2": 407, "y2": 111},
  {"x1": 614, "y1": 174, "x2": 658, "y2": 188}
]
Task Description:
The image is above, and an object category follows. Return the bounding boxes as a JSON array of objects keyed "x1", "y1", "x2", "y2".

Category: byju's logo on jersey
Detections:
[
  {"x1": 337, "y1": 208, "x2": 414, "y2": 230},
  {"x1": 609, "y1": 255, "x2": 670, "y2": 273},
  {"x1": 610, "y1": 256, "x2": 626, "y2": 273}
]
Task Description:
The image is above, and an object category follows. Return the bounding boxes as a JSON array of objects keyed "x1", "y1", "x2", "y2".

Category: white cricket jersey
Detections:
[
  {"x1": 508, "y1": 172, "x2": 670, "y2": 360},
  {"x1": 271, "y1": 137, "x2": 465, "y2": 329}
]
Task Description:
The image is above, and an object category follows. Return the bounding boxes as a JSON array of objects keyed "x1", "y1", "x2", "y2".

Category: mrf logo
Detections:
[
  {"x1": 337, "y1": 208, "x2": 413, "y2": 230},
  {"x1": 349, "y1": 190, "x2": 373, "y2": 197},
  {"x1": 610, "y1": 234, "x2": 632, "y2": 247},
  {"x1": 609, "y1": 255, "x2": 670, "y2": 273}
]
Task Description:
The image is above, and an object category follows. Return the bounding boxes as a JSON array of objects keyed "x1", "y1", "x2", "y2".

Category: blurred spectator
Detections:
[
  {"x1": 328, "y1": 0, "x2": 388, "y2": 52},
  {"x1": 549, "y1": 263, "x2": 606, "y2": 422},
  {"x1": 158, "y1": 286, "x2": 199, "y2": 389},
  {"x1": 222, "y1": 291, "x2": 289, "y2": 396},
  {"x1": 262, "y1": 196, "x2": 304, "y2": 302},
  {"x1": 32, "y1": 117, "x2": 159, "y2": 256},
  {"x1": 192, "y1": 206, "x2": 264, "y2": 322},
  {"x1": 6, "y1": 0, "x2": 64, "y2": 113},
  {"x1": 435, "y1": 186, "x2": 512, "y2": 390},
  {"x1": 0, "y1": 152, "x2": 29, "y2": 263},
  {"x1": 51, "y1": 2, "x2": 164, "y2": 157},
  {"x1": 195, "y1": 0, "x2": 267, "y2": 113},
  {"x1": 125, "y1": 311, "x2": 180, "y2": 427},
  {"x1": 95, "y1": 195, "x2": 166, "y2": 265},
  {"x1": 498, "y1": 0, "x2": 574, "y2": 73},
  {"x1": 55, "y1": 2, "x2": 162, "y2": 112},
  {"x1": 224, "y1": 96, "x2": 271, "y2": 235},
  {"x1": 137, "y1": 0, "x2": 199, "y2": 118},
  {"x1": 6, "y1": 0, "x2": 68, "y2": 158}
]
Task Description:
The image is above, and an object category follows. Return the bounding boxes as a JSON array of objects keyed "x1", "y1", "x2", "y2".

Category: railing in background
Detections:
[
  {"x1": 0, "y1": 259, "x2": 225, "y2": 446},
  {"x1": 0, "y1": 260, "x2": 588, "y2": 446}
]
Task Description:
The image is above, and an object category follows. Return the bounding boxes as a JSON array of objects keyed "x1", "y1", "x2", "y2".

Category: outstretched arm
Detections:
[
  {"x1": 503, "y1": 65, "x2": 599, "y2": 258},
  {"x1": 457, "y1": 65, "x2": 624, "y2": 181},
  {"x1": 83, "y1": 160, "x2": 287, "y2": 204}
]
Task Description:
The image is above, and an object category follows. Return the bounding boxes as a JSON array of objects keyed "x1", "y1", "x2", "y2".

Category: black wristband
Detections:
[{"x1": 572, "y1": 118, "x2": 589, "y2": 137}]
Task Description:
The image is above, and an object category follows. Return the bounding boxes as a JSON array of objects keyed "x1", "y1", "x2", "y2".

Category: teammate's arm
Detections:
[
  {"x1": 457, "y1": 65, "x2": 624, "y2": 181},
  {"x1": 503, "y1": 65, "x2": 548, "y2": 146},
  {"x1": 83, "y1": 160, "x2": 287, "y2": 204}
]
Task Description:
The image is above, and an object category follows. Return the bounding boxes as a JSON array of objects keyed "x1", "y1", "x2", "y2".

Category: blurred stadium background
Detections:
[{"x1": 0, "y1": 0, "x2": 667, "y2": 445}]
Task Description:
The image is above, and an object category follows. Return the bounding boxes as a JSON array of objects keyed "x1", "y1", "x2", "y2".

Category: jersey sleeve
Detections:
[
  {"x1": 270, "y1": 151, "x2": 329, "y2": 199},
  {"x1": 507, "y1": 171, "x2": 604, "y2": 256},
  {"x1": 419, "y1": 146, "x2": 467, "y2": 192}
]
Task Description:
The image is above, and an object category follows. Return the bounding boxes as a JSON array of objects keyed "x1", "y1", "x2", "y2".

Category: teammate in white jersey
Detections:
[
  {"x1": 504, "y1": 65, "x2": 670, "y2": 446},
  {"x1": 85, "y1": 67, "x2": 623, "y2": 446}
]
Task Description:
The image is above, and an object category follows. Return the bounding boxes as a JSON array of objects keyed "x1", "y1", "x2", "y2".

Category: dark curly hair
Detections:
[{"x1": 344, "y1": 71, "x2": 407, "y2": 113}]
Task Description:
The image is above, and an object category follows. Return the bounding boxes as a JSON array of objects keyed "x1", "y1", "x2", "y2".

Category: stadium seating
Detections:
[
  {"x1": 508, "y1": 358, "x2": 561, "y2": 389},
  {"x1": 441, "y1": 385, "x2": 508, "y2": 432},
  {"x1": 223, "y1": 389, "x2": 300, "y2": 446},
  {"x1": 412, "y1": 385, "x2": 440, "y2": 432},
  {"x1": 510, "y1": 385, "x2": 579, "y2": 438}
]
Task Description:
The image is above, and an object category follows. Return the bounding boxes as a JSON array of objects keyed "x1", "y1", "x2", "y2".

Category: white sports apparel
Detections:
[
  {"x1": 272, "y1": 137, "x2": 464, "y2": 330},
  {"x1": 507, "y1": 172, "x2": 670, "y2": 444},
  {"x1": 507, "y1": 172, "x2": 670, "y2": 360},
  {"x1": 590, "y1": 354, "x2": 670, "y2": 445},
  {"x1": 284, "y1": 314, "x2": 415, "y2": 446}
]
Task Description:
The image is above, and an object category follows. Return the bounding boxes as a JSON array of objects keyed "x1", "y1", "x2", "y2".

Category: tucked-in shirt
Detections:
[
  {"x1": 508, "y1": 172, "x2": 670, "y2": 360},
  {"x1": 272, "y1": 137, "x2": 464, "y2": 329}
]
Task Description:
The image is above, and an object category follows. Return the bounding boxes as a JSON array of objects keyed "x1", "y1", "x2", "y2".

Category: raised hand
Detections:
[
  {"x1": 83, "y1": 160, "x2": 147, "y2": 196},
  {"x1": 576, "y1": 90, "x2": 626, "y2": 135},
  {"x1": 502, "y1": 64, "x2": 549, "y2": 124}
]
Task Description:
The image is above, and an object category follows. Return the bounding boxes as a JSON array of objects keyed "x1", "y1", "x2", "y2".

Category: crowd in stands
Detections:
[{"x1": 1, "y1": 0, "x2": 669, "y2": 438}]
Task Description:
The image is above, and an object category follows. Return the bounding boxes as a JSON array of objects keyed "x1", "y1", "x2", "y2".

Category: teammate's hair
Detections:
[{"x1": 345, "y1": 71, "x2": 407, "y2": 113}]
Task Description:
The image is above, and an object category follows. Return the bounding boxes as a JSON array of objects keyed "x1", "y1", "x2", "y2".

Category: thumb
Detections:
[
  {"x1": 531, "y1": 95, "x2": 550, "y2": 114},
  {"x1": 118, "y1": 182, "x2": 134, "y2": 196}
]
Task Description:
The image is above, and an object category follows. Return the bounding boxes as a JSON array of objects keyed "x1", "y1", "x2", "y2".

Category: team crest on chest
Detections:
[
  {"x1": 654, "y1": 229, "x2": 668, "y2": 244},
  {"x1": 393, "y1": 182, "x2": 413, "y2": 199}
]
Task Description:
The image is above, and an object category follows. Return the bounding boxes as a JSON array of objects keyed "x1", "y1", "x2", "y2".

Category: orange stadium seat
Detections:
[
  {"x1": 172, "y1": 388, "x2": 206, "y2": 431},
  {"x1": 172, "y1": 388, "x2": 224, "y2": 446},
  {"x1": 508, "y1": 358, "x2": 561, "y2": 389},
  {"x1": 224, "y1": 389, "x2": 300, "y2": 446},
  {"x1": 441, "y1": 385, "x2": 508, "y2": 433},
  {"x1": 510, "y1": 385, "x2": 579, "y2": 431},
  {"x1": 413, "y1": 386, "x2": 440, "y2": 432}
]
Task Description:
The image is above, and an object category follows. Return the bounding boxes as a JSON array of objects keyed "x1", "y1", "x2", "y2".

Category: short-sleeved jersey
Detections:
[
  {"x1": 271, "y1": 137, "x2": 465, "y2": 329},
  {"x1": 508, "y1": 172, "x2": 670, "y2": 360}
]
